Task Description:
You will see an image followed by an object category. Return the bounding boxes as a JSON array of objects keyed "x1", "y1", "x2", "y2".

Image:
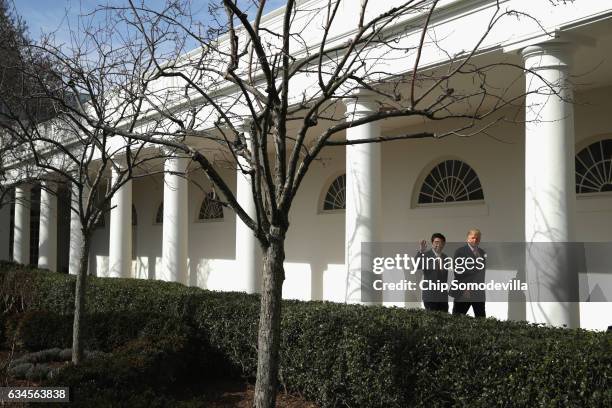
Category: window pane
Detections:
[
  {"x1": 576, "y1": 139, "x2": 612, "y2": 194},
  {"x1": 418, "y1": 160, "x2": 484, "y2": 204},
  {"x1": 323, "y1": 174, "x2": 346, "y2": 211},
  {"x1": 199, "y1": 191, "x2": 224, "y2": 220}
]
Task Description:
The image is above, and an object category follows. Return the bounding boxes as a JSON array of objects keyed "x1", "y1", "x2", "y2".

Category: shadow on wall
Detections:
[
  {"x1": 189, "y1": 258, "x2": 210, "y2": 288},
  {"x1": 131, "y1": 256, "x2": 158, "y2": 280}
]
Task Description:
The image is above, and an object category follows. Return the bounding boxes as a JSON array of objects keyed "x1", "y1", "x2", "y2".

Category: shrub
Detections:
[
  {"x1": 45, "y1": 334, "x2": 204, "y2": 407},
  {"x1": 1, "y1": 313, "x2": 21, "y2": 349},
  {"x1": 12, "y1": 311, "x2": 72, "y2": 351},
  {"x1": 1, "y1": 264, "x2": 610, "y2": 407},
  {"x1": 12, "y1": 309, "x2": 198, "y2": 353}
]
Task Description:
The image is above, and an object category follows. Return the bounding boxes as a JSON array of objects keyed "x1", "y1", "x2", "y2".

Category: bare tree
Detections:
[
  {"x1": 7, "y1": 0, "x2": 556, "y2": 405},
  {"x1": 0, "y1": 6, "x2": 158, "y2": 364}
]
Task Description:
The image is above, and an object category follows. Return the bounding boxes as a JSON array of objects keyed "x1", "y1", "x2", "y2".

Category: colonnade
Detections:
[{"x1": 4, "y1": 41, "x2": 579, "y2": 327}]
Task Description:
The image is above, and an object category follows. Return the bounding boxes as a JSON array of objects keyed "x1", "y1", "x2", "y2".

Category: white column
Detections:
[
  {"x1": 522, "y1": 42, "x2": 579, "y2": 328},
  {"x1": 13, "y1": 184, "x2": 31, "y2": 265},
  {"x1": 161, "y1": 155, "x2": 189, "y2": 283},
  {"x1": 236, "y1": 120, "x2": 262, "y2": 293},
  {"x1": 344, "y1": 91, "x2": 382, "y2": 304},
  {"x1": 38, "y1": 181, "x2": 58, "y2": 271},
  {"x1": 108, "y1": 167, "x2": 132, "y2": 278},
  {"x1": 69, "y1": 182, "x2": 86, "y2": 275},
  {"x1": 0, "y1": 198, "x2": 10, "y2": 261}
]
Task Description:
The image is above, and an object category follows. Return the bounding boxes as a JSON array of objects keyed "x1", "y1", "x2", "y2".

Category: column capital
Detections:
[
  {"x1": 163, "y1": 154, "x2": 190, "y2": 175},
  {"x1": 40, "y1": 179, "x2": 59, "y2": 190},
  {"x1": 161, "y1": 146, "x2": 190, "y2": 160},
  {"x1": 520, "y1": 41, "x2": 574, "y2": 71},
  {"x1": 343, "y1": 89, "x2": 379, "y2": 120},
  {"x1": 111, "y1": 156, "x2": 135, "y2": 172},
  {"x1": 40, "y1": 168, "x2": 64, "y2": 181},
  {"x1": 15, "y1": 183, "x2": 33, "y2": 192}
]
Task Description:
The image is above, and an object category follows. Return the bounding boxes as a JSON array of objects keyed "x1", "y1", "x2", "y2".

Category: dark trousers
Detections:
[
  {"x1": 424, "y1": 301, "x2": 449, "y2": 313},
  {"x1": 452, "y1": 301, "x2": 486, "y2": 317}
]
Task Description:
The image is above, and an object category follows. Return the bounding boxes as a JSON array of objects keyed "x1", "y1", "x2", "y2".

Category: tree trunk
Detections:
[
  {"x1": 72, "y1": 235, "x2": 90, "y2": 365},
  {"x1": 254, "y1": 227, "x2": 286, "y2": 408}
]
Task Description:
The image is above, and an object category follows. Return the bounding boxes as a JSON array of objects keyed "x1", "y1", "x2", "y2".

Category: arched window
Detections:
[
  {"x1": 575, "y1": 139, "x2": 612, "y2": 194},
  {"x1": 132, "y1": 205, "x2": 137, "y2": 226},
  {"x1": 322, "y1": 174, "x2": 346, "y2": 211},
  {"x1": 418, "y1": 160, "x2": 484, "y2": 204},
  {"x1": 198, "y1": 191, "x2": 224, "y2": 220},
  {"x1": 155, "y1": 202, "x2": 163, "y2": 224}
]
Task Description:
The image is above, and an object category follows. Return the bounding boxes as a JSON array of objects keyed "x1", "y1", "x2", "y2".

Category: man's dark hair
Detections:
[{"x1": 431, "y1": 233, "x2": 446, "y2": 243}]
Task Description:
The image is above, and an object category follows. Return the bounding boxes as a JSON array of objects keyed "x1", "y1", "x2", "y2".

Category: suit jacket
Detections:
[
  {"x1": 417, "y1": 249, "x2": 450, "y2": 303},
  {"x1": 450, "y1": 244, "x2": 486, "y2": 301}
]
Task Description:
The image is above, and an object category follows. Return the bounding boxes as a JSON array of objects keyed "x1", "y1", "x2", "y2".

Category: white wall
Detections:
[{"x1": 186, "y1": 167, "x2": 237, "y2": 290}]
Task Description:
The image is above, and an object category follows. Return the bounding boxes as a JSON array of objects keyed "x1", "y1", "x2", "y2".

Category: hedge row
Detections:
[
  {"x1": 8, "y1": 309, "x2": 196, "y2": 352},
  {"x1": 1, "y1": 261, "x2": 611, "y2": 407}
]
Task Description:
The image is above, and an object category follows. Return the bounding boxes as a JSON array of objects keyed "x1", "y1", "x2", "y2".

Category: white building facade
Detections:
[{"x1": 1, "y1": 0, "x2": 611, "y2": 330}]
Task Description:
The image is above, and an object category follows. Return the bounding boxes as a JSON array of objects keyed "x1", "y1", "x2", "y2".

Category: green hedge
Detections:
[
  {"x1": 9, "y1": 309, "x2": 195, "y2": 352},
  {"x1": 1, "y1": 262, "x2": 610, "y2": 407}
]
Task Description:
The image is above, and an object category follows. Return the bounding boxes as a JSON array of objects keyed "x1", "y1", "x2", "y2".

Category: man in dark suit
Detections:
[
  {"x1": 451, "y1": 228, "x2": 486, "y2": 317},
  {"x1": 417, "y1": 233, "x2": 450, "y2": 313}
]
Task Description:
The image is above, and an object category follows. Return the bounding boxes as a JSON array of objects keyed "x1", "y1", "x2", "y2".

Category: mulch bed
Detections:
[{"x1": 201, "y1": 379, "x2": 318, "y2": 408}]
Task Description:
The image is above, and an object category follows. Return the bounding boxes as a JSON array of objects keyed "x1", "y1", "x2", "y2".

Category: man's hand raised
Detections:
[{"x1": 418, "y1": 240, "x2": 427, "y2": 253}]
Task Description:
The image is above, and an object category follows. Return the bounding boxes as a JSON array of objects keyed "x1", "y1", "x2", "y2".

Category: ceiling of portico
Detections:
[
  {"x1": 133, "y1": 15, "x2": 612, "y2": 165},
  {"x1": 568, "y1": 16, "x2": 612, "y2": 91},
  {"x1": 307, "y1": 14, "x2": 612, "y2": 142}
]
